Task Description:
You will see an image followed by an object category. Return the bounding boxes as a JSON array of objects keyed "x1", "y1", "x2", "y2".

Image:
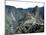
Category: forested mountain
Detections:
[{"x1": 5, "y1": 5, "x2": 44, "y2": 35}]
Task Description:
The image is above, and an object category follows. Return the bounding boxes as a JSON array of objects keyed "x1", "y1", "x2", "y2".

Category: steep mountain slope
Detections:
[{"x1": 5, "y1": 5, "x2": 44, "y2": 35}]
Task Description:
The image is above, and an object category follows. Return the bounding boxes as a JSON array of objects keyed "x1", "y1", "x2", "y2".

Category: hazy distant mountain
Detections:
[{"x1": 5, "y1": 5, "x2": 44, "y2": 19}]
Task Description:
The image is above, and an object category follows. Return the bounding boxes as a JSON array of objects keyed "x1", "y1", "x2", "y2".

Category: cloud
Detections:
[{"x1": 6, "y1": 1, "x2": 44, "y2": 9}]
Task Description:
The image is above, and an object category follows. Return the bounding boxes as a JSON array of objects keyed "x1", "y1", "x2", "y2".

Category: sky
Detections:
[{"x1": 6, "y1": 1, "x2": 44, "y2": 9}]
